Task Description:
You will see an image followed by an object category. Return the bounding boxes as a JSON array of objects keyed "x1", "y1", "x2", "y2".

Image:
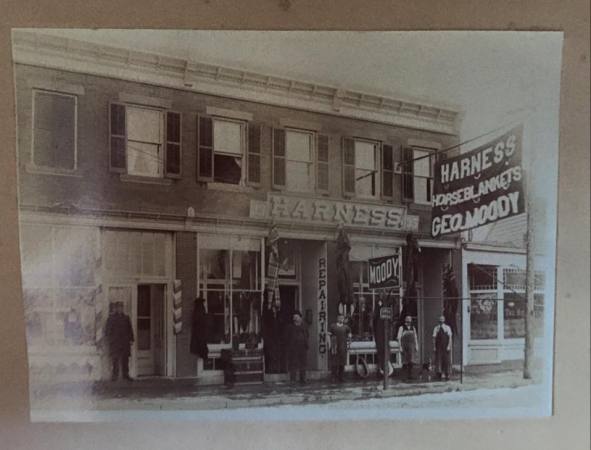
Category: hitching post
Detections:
[{"x1": 383, "y1": 313, "x2": 389, "y2": 390}]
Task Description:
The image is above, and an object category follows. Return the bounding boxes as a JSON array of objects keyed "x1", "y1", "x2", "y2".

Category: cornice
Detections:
[{"x1": 12, "y1": 30, "x2": 461, "y2": 135}]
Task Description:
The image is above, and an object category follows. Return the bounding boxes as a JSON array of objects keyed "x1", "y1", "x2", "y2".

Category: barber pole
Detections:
[{"x1": 173, "y1": 279, "x2": 182, "y2": 335}]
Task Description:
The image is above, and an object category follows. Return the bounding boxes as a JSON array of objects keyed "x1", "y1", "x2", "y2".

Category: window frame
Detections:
[
  {"x1": 283, "y1": 127, "x2": 317, "y2": 194},
  {"x1": 125, "y1": 103, "x2": 166, "y2": 179},
  {"x1": 353, "y1": 137, "x2": 382, "y2": 200},
  {"x1": 30, "y1": 89, "x2": 79, "y2": 174},
  {"x1": 110, "y1": 101, "x2": 182, "y2": 181},
  {"x1": 211, "y1": 116, "x2": 247, "y2": 186}
]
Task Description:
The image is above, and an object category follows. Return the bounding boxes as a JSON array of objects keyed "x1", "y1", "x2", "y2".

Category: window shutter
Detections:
[
  {"x1": 197, "y1": 115, "x2": 214, "y2": 182},
  {"x1": 342, "y1": 137, "x2": 355, "y2": 196},
  {"x1": 165, "y1": 111, "x2": 182, "y2": 178},
  {"x1": 316, "y1": 134, "x2": 329, "y2": 193},
  {"x1": 402, "y1": 146, "x2": 414, "y2": 201},
  {"x1": 381, "y1": 143, "x2": 394, "y2": 200},
  {"x1": 109, "y1": 102, "x2": 126, "y2": 172},
  {"x1": 247, "y1": 123, "x2": 261, "y2": 186},
  {"x1": 272, "y1": 128, "x2": 286, "y2": 189}
]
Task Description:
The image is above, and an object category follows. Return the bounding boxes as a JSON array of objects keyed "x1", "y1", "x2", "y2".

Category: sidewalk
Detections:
[{"x1": 30, "y1": 369, "x2": 536, "y2": 412}]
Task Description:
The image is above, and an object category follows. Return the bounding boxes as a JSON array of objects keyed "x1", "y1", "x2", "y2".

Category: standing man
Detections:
[
  {"x1": 285, "y1": 311, "x2": 309, "y2": 385},
  {"x1": 105, "y1": 301, "x2": 134, "y2": 382},
  {"x1": 432, "y1": 315, "x2": 453, "y2": 381},
  {"x1": 328, "y1": 313, "x2": 352, "y2": 383},
  {"x1": 397, "y1": 316, "x2": 418, "y2": 381}
]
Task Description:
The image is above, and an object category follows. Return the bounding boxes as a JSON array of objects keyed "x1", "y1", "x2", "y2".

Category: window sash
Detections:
[
  {"x1": 32, "y1": 90, "x2": 77, "y2": 171},
  {"x1": 213, "y1": 118, "x2": 244, "y2": 156}
]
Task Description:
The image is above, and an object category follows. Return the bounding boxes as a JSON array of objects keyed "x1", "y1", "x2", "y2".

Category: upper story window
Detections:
[
  {"x1": 402, "y1": 146, "x2": 435, "y2": 205},
  {"x1": 198, "y1": 115, "x2": 261, "y2": 187},
  {"x1": 31, "y1": 90, "x2": 77, "y2": 172},
  {"x1": 272, "y1": 128, "x2": 329, "y2": 194},
  {"x1": 285, "y1": 129, "x2": 314, "y2": 193},
  {"x1": 342, "y1": 137, "x2": 393, "y2": 201},
  {"x1": 110, "y1": 102, "x2": 181, "y2": 179}
]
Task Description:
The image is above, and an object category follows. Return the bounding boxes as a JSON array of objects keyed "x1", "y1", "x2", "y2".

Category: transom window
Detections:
[{"x1": 32, "y1": 90, "x2": 77, "y2": 171}]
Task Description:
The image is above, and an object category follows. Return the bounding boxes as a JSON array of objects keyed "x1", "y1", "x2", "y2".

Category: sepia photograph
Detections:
[{"x1": 10, "y1": 29, "x2": 563, "y2": 422}]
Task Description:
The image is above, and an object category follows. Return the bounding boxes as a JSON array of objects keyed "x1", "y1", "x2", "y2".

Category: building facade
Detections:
[{"x1": 14, "y1": 31, "x2": 464, "y2": 384}]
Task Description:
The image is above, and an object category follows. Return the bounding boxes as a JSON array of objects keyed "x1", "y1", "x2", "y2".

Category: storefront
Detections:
[{"x1": 461, "y1": 245, "x2": 546, "y2": 366}]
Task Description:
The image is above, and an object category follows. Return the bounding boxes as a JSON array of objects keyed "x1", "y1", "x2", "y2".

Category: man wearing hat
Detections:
[{"x1": 105, "y1": 301, "x2": 135, "y2": 381}]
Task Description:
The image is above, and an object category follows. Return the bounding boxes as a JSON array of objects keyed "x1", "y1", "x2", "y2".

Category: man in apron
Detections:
[
  {"x1": 432, "y1": 315, "x2": 453, "y2": 381},
  {"x1": 397, "y1": 316, "x2": 418, "y2": 381}
]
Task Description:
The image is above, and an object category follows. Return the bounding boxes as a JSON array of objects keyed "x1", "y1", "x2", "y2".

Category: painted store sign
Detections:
[
  {"x1": 431, "y1": 125, "x2": 525, "y2": 237},
  {"x1": 250, "y1": 194, "x2": 419, "y2": 231}
]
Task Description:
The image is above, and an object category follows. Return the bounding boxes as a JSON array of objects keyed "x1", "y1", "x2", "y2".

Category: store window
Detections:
[
  {"x1": 32, "y1": 90, "x2": 77, "y2": 171},
  {"x1": 468, "y1": 264, "x2": 546, "y2": 341},
  {"x1": 349, "y1": 261, "x2": 402, "y2": 341},
  {"x1": 502, "y1": 269, "x2": 545, "y2": 339},
  {"x1": 198, "y1": 236, "x2": 263, "y2": 347},
  {"x1": 285, "y1": 129, "x2": 314, "y2": 193},
  {"x1": 402, "y1": 147, "x2": 435, "y2": 204},
  {"x1": 20, "y1": 224, "x2": 98, "y2": 347}
]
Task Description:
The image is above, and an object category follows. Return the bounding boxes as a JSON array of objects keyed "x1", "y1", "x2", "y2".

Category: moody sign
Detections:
[{"x1": 368, "y1": 253, "x2": 401, "y2": 289}]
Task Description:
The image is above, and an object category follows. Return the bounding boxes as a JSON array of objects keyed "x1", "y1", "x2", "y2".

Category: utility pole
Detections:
[{"x1": 523, "y1": 188, "x2": 536, "y2": 379}]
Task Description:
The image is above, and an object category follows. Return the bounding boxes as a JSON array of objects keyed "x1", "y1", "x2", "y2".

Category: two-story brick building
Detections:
[{"x1": 13, "y1": 31, "x2": 463, "y2": 384}]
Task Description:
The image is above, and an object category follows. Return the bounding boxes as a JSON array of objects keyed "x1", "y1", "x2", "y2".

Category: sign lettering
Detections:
[
  {"x1": 318, "y1": 256, "x2": 328, "y2": 355},
  {"x1": 250, "y1": 196, "x2": 419, "y2": 232},
  {"x1": 432, "y1": 126, "x2": 525, "y2": 237},
  {"x1": 368, "y1": 253, "x2": 402, "y2": 289}
]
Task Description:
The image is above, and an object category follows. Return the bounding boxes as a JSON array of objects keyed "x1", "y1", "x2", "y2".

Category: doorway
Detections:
[{"x1": 135, "y1": 284, "x2": 166, "y2": 377}]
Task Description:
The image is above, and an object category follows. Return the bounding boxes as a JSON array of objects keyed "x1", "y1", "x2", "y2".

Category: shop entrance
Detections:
[{"x1": 135, "y1": 284, "x2": 166, "y2": 377}]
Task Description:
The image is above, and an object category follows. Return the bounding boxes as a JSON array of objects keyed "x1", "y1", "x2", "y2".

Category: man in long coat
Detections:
[
  {"x1": 285, "y1": 311, "x2": 309, "y2": 385},
  {"x1": 105, "y1": 302, "x2": 134, "y2": 381}
]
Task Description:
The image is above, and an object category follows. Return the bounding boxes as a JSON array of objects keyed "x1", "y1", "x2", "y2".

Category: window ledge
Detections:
[
  {"x1": 408, "y1": 202, "x2": 432, "y2": 211},
  {"x1": 207, "y1": 182, "x2": 255, "y2": 193},
  {"x1": 120, "y1": 174, "x2": 173, "y2": 185},
  {"x1": 25, "y1": 163, "x2": 82, "y2": 178}
]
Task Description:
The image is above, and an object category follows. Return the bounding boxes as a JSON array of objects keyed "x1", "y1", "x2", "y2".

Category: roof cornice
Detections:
[{"x1": 12, "y1": 30, "x2": 461, "y2": 135}]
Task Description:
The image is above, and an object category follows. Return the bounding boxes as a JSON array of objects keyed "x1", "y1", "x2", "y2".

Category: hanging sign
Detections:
[
  {"x1": 368, "y1": 253, "x2": 402, "y2": 289},
  {"x1": 431, "y1": 125, "x2": 525, "y2": 237}
]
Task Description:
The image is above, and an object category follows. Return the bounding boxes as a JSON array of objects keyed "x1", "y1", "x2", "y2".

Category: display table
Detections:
[{"x1": 220, "y1": 349, "x2": 265, "y2": 385}]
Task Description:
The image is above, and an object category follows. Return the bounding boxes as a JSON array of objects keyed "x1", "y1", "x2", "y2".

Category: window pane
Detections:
[
  {"x1": 127, "y1": 106, "x2": 162, "y2": 143},
  {"x1": 470, "y1": 294, "x2": 498, "y2": 339},
  {"x1": 503, "y1": 293, "x2": 525, "y2": 338},
  {"x1": 214, "y1": 119, "x2": 242, "y2": 155},
  {"x1": 355, "y1": 141, "x2": 376, "y2": 170},
  {"x1": 213, "y1": 154, "x2": 242, "y2": 184},
  {"x1": 469, "y1": 264, "x2": 497, "y2": 290},
  {"x1": 200, "y1": 249, "x2": 229, "y2": 280},
  {"x1": 414, "y1": 177, "x2": 428, "y2": 203},
  {"x1": 413, "y1": 150, "x2": 431, "y2": 176},
  {"x1": 356, "y1": 169, "x2": 377, "y2": 197},
  {"x1": 285, "y1": 130, "x2": 312, "y2": 162},
  {"x1": 127, "y1": 141, "x2": 162, "y2": 177},
  {"x1": 33, "y1": 92, "x2": 75, "y2": 170},
  {"x1": 286, "y1": 160, "x2": 313, "y2": 193},
  {"x1": 137, "y1": 318, "x2": 151, "y2": 350}
]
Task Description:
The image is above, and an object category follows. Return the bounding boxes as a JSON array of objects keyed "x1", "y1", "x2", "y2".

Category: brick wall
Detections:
[{"x1": 15, "y1": 64, "x2": 459, "y2": 235}]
